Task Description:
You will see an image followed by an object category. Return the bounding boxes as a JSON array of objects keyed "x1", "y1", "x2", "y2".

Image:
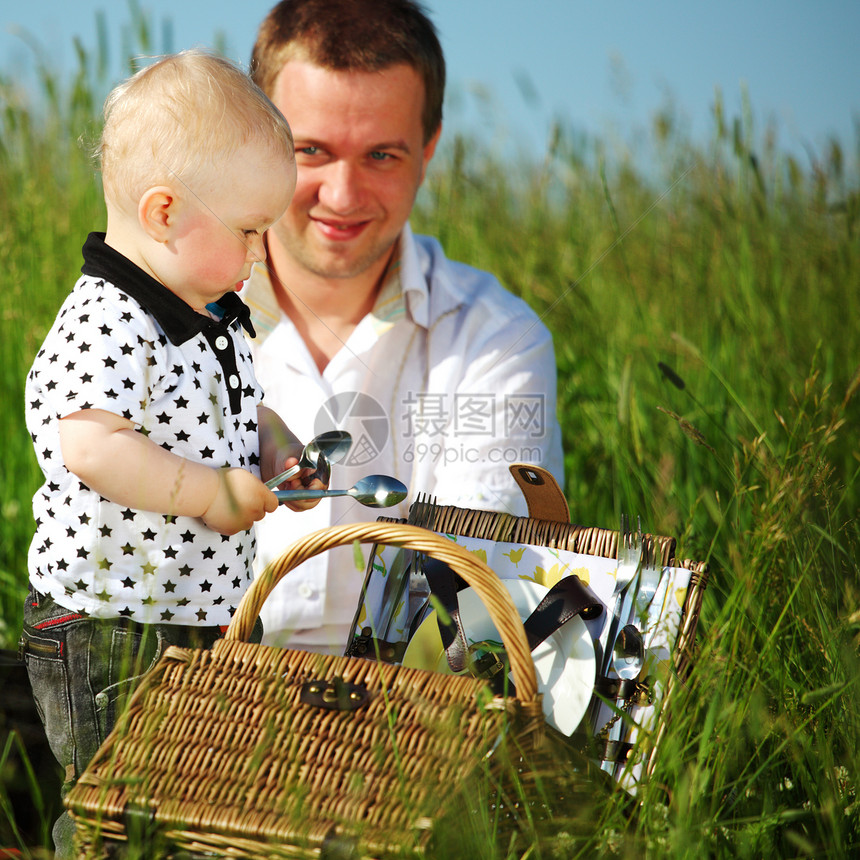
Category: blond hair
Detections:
[{"x1": 99, "y1": 50, "x2": 294, "y2": 207}]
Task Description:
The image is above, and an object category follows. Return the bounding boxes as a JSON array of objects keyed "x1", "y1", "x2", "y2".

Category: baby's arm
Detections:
[{"x1": 59, "y1": 409, "x2": 277, "y2": 535}]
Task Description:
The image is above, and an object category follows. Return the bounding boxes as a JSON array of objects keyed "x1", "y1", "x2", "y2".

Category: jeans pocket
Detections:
[{"x1": 94, "y1": 625, "x2": 164, "y2": 742}]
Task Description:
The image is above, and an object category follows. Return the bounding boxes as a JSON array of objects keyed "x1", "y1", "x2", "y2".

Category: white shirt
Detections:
[
  {"x1": 26, "y1": 233, "x2": 263, "y2": 627},
  {"x1": 244, "y1": 224, "x2": 564, "y2": 651}
]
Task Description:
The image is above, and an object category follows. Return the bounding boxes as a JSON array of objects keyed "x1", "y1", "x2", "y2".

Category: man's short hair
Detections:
[
  {"x1": 99, "y1": 49, "x2": 294, "y2": 208},
  {"x1": 251, "y1": 0, "x2": 445, "y2": 144}
]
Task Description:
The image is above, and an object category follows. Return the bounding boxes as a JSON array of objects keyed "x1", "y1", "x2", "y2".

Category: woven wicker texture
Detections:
[{"x1": 67, "y1": 524, "x2": 547, "y2": 859}]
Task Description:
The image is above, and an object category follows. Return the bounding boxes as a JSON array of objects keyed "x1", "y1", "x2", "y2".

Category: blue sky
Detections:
[{"x1": 2, "y1": 0, "x2": 858, "y2": 166}]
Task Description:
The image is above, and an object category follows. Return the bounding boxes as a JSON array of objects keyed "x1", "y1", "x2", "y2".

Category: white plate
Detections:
[{"x1": 402, "y1": 579, "x2": 596, "y2": 736}]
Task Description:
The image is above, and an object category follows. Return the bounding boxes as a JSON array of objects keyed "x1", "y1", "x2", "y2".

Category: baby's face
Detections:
[{"x1": 162, "y1": 141, "x2": 296, "y2": 311}]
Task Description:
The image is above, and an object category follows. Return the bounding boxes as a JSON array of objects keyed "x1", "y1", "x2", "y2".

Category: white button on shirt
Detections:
[{"x1": 244, "y1": 224, "x2": 563, "y2": 652}]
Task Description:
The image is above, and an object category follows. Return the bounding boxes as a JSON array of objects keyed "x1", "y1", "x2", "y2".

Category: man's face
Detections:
[{"x1": 268, "y1": 60, "x2": 440, "y2": 284}]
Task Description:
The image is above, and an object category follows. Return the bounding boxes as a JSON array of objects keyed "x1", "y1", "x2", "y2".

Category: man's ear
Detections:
[{"x1": 138, "y1": 186, "x2": 177, "y2": 242}]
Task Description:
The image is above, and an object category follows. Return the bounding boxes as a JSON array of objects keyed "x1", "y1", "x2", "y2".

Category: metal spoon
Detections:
[
  {"x1": 265, "y1": 430, "x2": 353, "y2": 489},
  {"x1": 612, "y1": 624, "x2": 645, "y2": 686},
  {"x1": 274, "y1": 475, "x2": 408, "y2": 508}
]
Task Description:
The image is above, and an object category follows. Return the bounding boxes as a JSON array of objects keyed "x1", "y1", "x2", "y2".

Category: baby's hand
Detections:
[
  {"x1": 201, "y1": 468, "x2": 278, "y2": 535},
  {"x1": 278, "y1": 468, "x2": 328, "y2": 511}
]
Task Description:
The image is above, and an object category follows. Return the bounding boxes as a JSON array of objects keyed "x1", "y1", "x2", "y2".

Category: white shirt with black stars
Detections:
[{"x1": 25, "y1": 232, "x2": 265, "y2": 627}]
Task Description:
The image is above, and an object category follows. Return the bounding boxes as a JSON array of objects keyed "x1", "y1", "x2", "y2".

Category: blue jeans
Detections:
[{"x1": 20, "y1": 588, "x2": 263, "y2": 857}]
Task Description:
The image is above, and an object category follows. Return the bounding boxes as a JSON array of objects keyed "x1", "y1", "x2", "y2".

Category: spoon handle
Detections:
[
  {"x1": 274, "y1": 488, "x2": 347, "y2": 503},
  {"x1": 265, "y1": 464, "x2": 301, "y2": 489}
]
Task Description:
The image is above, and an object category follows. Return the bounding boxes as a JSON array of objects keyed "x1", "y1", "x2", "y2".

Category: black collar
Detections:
[{"x1": 80, "y1": 232, "x2": 256, "y2": 344}]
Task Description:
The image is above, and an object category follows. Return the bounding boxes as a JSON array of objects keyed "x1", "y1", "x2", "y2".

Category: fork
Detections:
[
  {"x1": 599, "y1": 514, "x2": 643, "y2": 678},
  {"x1": 634, "y1": 537, "x2": 662, "y2": 627}
]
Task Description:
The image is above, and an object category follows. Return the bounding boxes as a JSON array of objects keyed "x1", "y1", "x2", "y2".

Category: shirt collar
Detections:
[{"x1": 80, "y1": 232, "x2": 256, "y2": 345}]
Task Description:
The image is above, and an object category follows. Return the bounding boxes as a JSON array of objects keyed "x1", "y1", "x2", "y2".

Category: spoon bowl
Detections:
[
  {"x1": 266, "y1": 430, "x2": 353, "y2": 489},
  {"x1": 612, "y1": 624, "x2": 644, "y2": 683},
  {"x1": 274, "y1": 474, "x2": 408, "y2": 509}
]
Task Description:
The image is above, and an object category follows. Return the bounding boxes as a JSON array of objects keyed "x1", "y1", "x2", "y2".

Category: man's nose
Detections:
[{"x1": 317, "y1": 160, "x2": 363, "y2": 213}]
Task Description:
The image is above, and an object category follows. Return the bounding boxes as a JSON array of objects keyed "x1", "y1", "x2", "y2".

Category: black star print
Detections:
[
  {"x1": 196, "y1": 609, "x2": 208, "y2": 622},
  {"x1": 142, "y1": 528, "x2": 157, "y2": 541},
  {"x1": 119, "y1": 607, "x2": 133, "y2": 618},
  {"x1": 99, "y1": 524, "x2": 112, "y2": 538},
  {"x1": 178, "y1": 564, "x2": 193, "y2": 577},
  {"x1": 163, "y1": 580, "x2": 176, "y2": 593},
  {"x1": 200, "y1": 446, "x2": 214, "y2": 459},
  {"x1": 200, "y1": 580, "x2": 212, "y2": 592},
  {"x1": 122, "y1": 577, "x2": 135, "y2": 589},
  {"x1": 197, "y1": 413, "x2": 209, "y2": 425},
  {"x1": 121, "y1": 509, "x2": 136, "y2": 521},
  {"x1": 180, "y1": 531, "x2": 195, "y2": 543},
  {"x1": 175, "y1": 395, "x2": 188, "y2": 409},
  {"x1": 201, "y1": 547, "x2": 215, "y2": 560},
  {"x1": 163, "y1": 546, "x2": 178, "y2": 559},
  {"x1": 161, "y1": 609, "x2": 175, "y2": 622}
]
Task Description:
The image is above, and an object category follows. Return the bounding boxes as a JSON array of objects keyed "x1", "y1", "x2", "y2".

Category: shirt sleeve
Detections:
[
  {"x1": 36, "y1": 290, "x2": 167, "y2": 428},
  {"x1": 416, "y1": 302, "x2": 564, "y2": 517}
]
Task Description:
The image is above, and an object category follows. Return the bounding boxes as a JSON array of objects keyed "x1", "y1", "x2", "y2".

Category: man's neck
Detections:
[{"x1": 265, "y1": 235, "x2": 394, "y2": 373}]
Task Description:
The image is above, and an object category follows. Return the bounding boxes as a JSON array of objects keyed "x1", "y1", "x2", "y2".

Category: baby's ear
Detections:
[{"x1": 138, "y1": 186, "x2": 177, "y2": 242}]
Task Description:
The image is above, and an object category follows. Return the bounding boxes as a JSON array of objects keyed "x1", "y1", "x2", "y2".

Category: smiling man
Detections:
[{"x1": 243, "y1": 0, "x2": 564, "y2": 653}]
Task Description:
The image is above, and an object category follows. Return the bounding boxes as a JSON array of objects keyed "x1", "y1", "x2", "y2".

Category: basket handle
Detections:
[{"x1": 226, "y1": 522, "x2": 540, "y2": 705}]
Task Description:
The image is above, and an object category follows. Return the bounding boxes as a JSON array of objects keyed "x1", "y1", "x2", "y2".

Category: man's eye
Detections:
[
  {"x1": 299, "y1": 146, "x2": 319, "y2": 156},
  {"x1": 370, "y1": 151, "x2": 392, "y2": 161}
]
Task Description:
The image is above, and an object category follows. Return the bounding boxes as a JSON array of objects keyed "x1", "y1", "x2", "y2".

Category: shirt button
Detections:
[
  {"x1": 215, "y1": 335, "x2": 229, "y2": 350},
  {"x1": 228, "y1": 375, "x2": 240, "y2": 389},
  {"x1": 95, "y1": 692, "x2": 109, "y2": 709},
  {"x1": 297, "y1": 583, "x2": 314, "y2": 599}
]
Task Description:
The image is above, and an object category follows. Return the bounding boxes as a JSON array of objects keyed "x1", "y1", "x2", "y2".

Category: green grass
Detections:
[{"x1": 1, "y1": 9, "x2": 858, "y2": 858}]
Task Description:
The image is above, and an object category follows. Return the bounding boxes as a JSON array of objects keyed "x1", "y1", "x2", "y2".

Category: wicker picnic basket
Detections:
[{"x1": 65, "y1": 522, "x2": 552, "y2": 859}]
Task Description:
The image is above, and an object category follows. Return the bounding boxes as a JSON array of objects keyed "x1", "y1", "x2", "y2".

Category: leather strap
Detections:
[
  {"x1": 522, "y1": 576, "x2": 603, "y2": 651},
  {"x1": 509, "y1": 463, "x2": 570, "y2": 523},
  {"x1": 423, "y1": 557, "x2": 470, "y2": 673}
]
